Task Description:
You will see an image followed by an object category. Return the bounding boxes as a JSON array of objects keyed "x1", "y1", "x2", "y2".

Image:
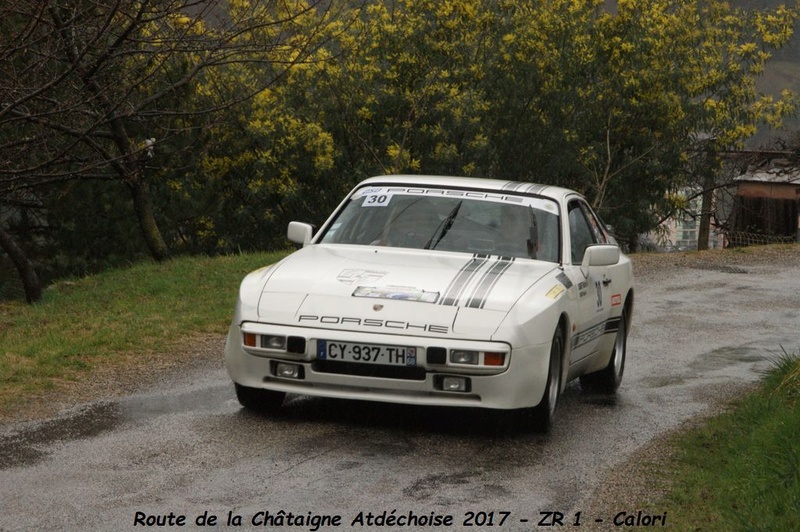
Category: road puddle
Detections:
[
  {"x1": 642, "y1": 375, "x2": 687, "y2": 388},
  {"x1": 0, "y1": 402, "x2": 122, "y2": 469},
  {"x1": 0, "y1": 383, "x2": 230, "y2": 469},
  {"x1": 689, "y1": 345, "x2": 767, "y2": 372}
]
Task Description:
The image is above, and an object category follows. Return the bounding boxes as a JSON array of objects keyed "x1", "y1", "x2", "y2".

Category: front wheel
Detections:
[
  {"x1": 234, "y1": 383, "x2": 285, "y2": 414},
  {"x1": 530, "y1": 325, "x2": 564, "y2": 433},
  {"x1": 580, "y1": 309, "x2": 627, "y2": 394}
]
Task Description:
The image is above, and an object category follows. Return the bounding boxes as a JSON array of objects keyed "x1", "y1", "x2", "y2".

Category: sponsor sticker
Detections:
[
  {"x1": 337, "y1": 269, "x2": 388, "y2": 285},
  {"x1": 611, "y1": 293, "x2": 622, "y2": 307},
  {"x1": 556, "y1": 272, "x2": 573, "y2": 289},
  {"x1": 595, "y1": 281, "x2": 604, "y2": 312},
  {"x1": 545, "y1": 284, "x2": 566, "y2": 299},
  {"x1": 353, "y1": 285, "x2": 440, "y2": 303}
]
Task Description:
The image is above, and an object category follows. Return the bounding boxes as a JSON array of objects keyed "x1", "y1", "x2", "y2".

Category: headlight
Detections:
[
  {"x1": 241, "y1": 332, "x2": 286, "y2": 351},
  {"x1": 450, "y1": 350, "x2": 479, "y2": 365},
  {"x1": 262, "y1": 335, "x2": 286, "y2": 350},
  {"x1": 449, "y1": 349, "x2": 506, "y2": 367}
]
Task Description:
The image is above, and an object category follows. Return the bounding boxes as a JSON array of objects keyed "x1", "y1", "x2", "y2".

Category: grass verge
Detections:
[
  {"x1": 654, "y1": 351, "x2": 800, "y2": 530},
  {"x1": 0, "y1": 251, "x2": 288, "y2": 418}
]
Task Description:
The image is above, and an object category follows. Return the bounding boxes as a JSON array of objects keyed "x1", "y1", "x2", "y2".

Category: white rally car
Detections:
[{"x1": 225, "y1": 175, "x2": 633, "y2": 430}]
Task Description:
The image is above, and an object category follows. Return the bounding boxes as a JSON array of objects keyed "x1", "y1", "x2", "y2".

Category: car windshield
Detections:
[{"x1": 319, "y1": 185, "x2": 561, "y2": 262}]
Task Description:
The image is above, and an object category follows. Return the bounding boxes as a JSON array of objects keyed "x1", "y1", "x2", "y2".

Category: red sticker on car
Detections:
[{"x1": 611, "y1": 293, "x2": 622, "y2": 307}]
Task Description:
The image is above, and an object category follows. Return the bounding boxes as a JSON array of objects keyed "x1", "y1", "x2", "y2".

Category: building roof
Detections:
[{"x1": 734, "y1": 159, "x2": 800, "y2": 185}]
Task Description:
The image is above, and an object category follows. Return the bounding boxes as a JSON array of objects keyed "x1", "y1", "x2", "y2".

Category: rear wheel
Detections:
[
  {"x1": 530, "y1": 325, "x2": 564, "y2": 433},
  {"x1": 580, "y1": 308, "x2": 627, "y2": 394},
  {"x1": 234, "y1": 383, "x2": 285, "y2": 414}
]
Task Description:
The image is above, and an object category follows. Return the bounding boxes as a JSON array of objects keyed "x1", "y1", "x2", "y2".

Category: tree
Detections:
[
  {"x1": 173, "y1": 0, "x2": 499, "y2": 251},
  {"x1": 149, "y1": 1, "x2": 354, "y2": 252},
  {"x1": 3, "y1": 0, "x2": 797, "y2": 301},
  {"x1": 0, "y1": 0, "x2": 340, "y2": 302},
  {"x1": 304, "y1": 0, "x2": 497, "y2": 178},
  {"x1": 304, "y1": 0, "x2": 798, "y2": 248},
  {"x1": 486, "y1": 0, "x2": 799, "y2": 248}
]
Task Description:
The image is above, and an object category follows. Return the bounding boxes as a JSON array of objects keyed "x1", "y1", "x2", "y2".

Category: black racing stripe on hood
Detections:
[
  {"x1": 440, "y1": 254, "x2": 490, "y2": 306},
  {"x1": 466, "y1": 256, "x2": 515, "y2": 309}
]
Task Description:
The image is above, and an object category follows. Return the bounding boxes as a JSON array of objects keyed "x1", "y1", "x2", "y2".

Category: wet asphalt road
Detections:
[{"x1": 1, "y1": 258, "x2": 798, "y2": 531}]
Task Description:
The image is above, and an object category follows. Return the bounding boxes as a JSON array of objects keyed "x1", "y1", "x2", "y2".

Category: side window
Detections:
[
  {"x1": 568, "y1": 200, "x2": 597, "y2": 264},
  {"x1": 580, "y1": 203, "x2": 609, "y2": 245}
]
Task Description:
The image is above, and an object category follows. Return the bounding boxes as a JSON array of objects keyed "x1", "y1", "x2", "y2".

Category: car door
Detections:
[{"x1": 564, "y1": 198, "x2": 614, "y2": 364}]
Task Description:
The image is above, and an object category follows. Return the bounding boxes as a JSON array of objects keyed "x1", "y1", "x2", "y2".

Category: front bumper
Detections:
[{"x1": 225, "y1": 322, "x2": 552, "y2": 410}]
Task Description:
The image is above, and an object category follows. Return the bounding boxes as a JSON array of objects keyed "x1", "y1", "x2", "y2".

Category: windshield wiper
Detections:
[
  {"x1": 424, "y1": 201, "x2": 462, "y2": 250},
  {"x1": 527, "y1": 206, "x2": 538, "y2": 259}
]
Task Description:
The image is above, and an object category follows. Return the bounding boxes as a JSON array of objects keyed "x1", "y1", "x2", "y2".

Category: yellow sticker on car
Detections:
[{"x1": 546, "y1": 284, "x2": 566, "y2": 299}]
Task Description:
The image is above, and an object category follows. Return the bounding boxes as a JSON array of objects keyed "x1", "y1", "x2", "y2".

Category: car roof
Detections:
[{"x1": 358, "y1": 174, "x2": 578, "y2": 202}]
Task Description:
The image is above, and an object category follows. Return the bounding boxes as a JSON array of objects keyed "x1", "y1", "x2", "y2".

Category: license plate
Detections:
[{"x1": 317, "y1": 340, "x2": 417, "y2": 367}]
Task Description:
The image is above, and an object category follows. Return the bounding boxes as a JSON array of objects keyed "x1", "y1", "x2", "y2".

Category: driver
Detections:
[
  {"x1": 379, "y1": 198, "x2": 441, "y2": 248},
  {"x1": 495, "y1": 204, "x2": 537, "y2": 259}
]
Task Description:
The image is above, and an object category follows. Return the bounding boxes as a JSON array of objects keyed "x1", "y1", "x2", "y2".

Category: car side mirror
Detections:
[
  {"x1": 580, "y1": 244, "x2": 620, "y2": 276},
  {"x1": 287, "y1": 221, "x2": 314, "y2": 246}
]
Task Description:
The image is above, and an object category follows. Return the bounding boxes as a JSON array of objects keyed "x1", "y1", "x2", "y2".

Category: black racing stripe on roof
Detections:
[{"x1": 525, "y1": 183, "x2": 546, "y2": 194}]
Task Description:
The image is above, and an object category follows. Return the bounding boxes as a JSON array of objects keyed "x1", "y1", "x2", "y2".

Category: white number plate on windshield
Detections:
[{"x1": 317, "y1": 341, "x2": 417, "y2": 367}]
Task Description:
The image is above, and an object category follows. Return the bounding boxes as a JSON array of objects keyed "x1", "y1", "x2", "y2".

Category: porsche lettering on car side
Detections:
[{"x1": 225, "y1": 175, "x2": 634, "y2": 431}]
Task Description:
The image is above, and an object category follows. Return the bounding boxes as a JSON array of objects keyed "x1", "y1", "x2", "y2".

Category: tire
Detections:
[
  {"x1": 530, "y1": 325, "x2": 564, "y2": 433},
  {"x1": 234, "y1": 383, "x2": 285, "y2": 414},
  {"x1": 580, "y1": 308, "x2": 627, "y2": 394}
]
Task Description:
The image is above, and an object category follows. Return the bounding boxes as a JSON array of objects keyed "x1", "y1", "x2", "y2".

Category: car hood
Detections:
[{"x1": 252, "y1": 245, "x2": 556, "y2": 338}]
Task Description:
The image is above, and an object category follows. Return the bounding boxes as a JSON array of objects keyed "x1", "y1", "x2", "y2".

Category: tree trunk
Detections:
[
  {"x1": 0, "y1": 224, "x2": 43, "y2": 303},
  {"x1": 128, "y1": 179, "x2": 169, "y2": 262},
  {"x1": 697, "y1": 173, "x2": 715, "y2": 251}
]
